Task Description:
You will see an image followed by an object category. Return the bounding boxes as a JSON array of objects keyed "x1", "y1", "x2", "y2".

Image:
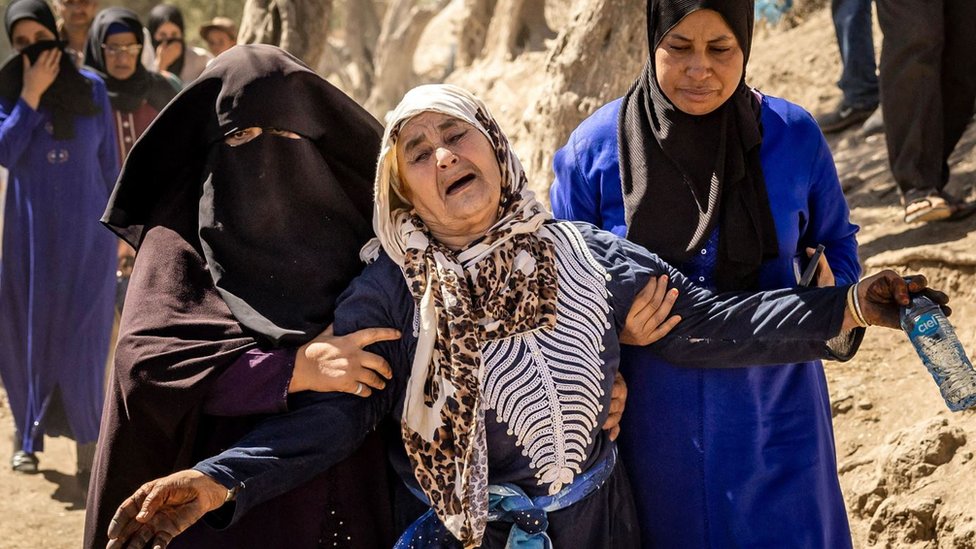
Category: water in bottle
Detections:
[{"x1": 900, "y1": 294, "x2": 976, "y2": 411}]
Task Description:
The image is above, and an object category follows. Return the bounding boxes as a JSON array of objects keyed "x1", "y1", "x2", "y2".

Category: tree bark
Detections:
[
  {"x1": 482, "y1": 0, "x2": 554, "y2": 61},
  {"x1": 238, "y1": 0, "x2": 334, "y2": 67},
  {"x1": 519, "y1": 0, "x2": 646, "y2": 193},
  {"x1": 455, "y1": 0, "x2": 497, "y2": 67},
  {"x1": 365, "y1": 0, "x2": 449, "y2": 116}
]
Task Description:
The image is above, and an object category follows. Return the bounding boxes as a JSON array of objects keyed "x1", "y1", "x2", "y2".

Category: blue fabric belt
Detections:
[{"x1": 394, "y1": 448, "x2": 617, "y2": 549}]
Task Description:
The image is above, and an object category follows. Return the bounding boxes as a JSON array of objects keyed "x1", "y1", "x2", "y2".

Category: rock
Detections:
[
  {"x1": 868, "y1": 497, "x2": 939, "y2": 546},
  {"x1": 844, "y1": 417, "x2": 967, "y2": 529},
  {"x1": 858, "y1": 399, "x2": 874, "y2": 410},
  {"x1": 832, "y1": 394, "x2": 855, "y2": 416},
  {"x1": 848, "y1": 474, "x2": 887, "y2": 518},
  {"x1": 880, "y1": 418, "x2": 966, "y2": 493}
]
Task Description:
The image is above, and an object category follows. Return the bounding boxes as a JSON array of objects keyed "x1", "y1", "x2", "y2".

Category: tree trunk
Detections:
[
  {"x1": 455, "y1": 0, "x2": 496, "y2": 67},
  {"x1": 238, "y1": 0, "x2": 334, "y2": 67},
  {"x1": 519, "y1": 0, "x2": 646, "y2": 194},
  {"x1": 482, "y1": 0, "x2": 554, "y2": 61},
  {"x1": 365, "y1": 0, "x2": 449, "y2": 116}
]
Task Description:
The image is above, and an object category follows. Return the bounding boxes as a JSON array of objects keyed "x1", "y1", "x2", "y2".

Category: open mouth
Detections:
[{"x1": 446, "y1": 173, "x2": 476, "y2": 195}]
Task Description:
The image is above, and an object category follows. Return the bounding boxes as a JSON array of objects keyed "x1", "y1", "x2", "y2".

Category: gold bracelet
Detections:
[
  {"x1": 224, "y1": 483, "x2": 240, "y2": 504},
  {"x1": 852, "y1": 281, "x2": 871, "y2": 327},
  {"x1": 847, "y1": 284, "x2": 868, "y2": 328}
]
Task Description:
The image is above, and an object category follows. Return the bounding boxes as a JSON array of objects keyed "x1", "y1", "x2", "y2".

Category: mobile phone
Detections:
[{"x1": 799, "y1": 244, "x2": 826, "y2": 287}]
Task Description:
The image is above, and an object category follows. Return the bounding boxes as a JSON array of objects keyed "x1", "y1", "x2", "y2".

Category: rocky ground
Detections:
[{"x1": 1, "y1": 3, "x2": 974, "y2": 548}]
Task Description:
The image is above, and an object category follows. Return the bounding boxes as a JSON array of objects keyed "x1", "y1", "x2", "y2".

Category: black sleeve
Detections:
[
  {"x1": 193, "y1": 257, "x2": 413, "y2": 526},
  {"x1": 579, "y1": 222, "x2": 860, "y2": 368}
]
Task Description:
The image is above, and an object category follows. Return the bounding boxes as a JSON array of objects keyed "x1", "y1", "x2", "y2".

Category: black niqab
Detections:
[
  {"x1": 86, "y1": 45, "x2": 388, "y2": 548},
  {"x1": 84, "y1": 7, "x2": 177, "y2": 113},
  {"x1": 102, "y1": 43, "x2": 381, "y2": 345},
  {"x1": 619, "y1": 0, "x2": 779, "y2": 291},
  {"x1": 146, "y1": 4, "x2": 186, "y2": 77},
  {"x1": 1, "y1": 0, "x2": 98, "y2": 139}
]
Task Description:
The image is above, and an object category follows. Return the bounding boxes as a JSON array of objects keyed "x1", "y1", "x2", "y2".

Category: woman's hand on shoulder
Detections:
[
  {"x1": 20, "y1": 49, "x2": 61, "y2": 109},
  {"x1": 290, "y1": 324, "x2": 401, "y2": 397},
  {"x1": 620, "y1": 275, "x2": 681, "y2": 346}
]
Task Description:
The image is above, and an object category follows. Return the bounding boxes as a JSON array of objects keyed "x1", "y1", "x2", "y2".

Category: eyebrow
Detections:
[
  {"x1": 668, "y1": 33, "x2": 734, "y2": 43},
  {"x1": 402, "y1": 118, "x2": 461, "y2": 155}
]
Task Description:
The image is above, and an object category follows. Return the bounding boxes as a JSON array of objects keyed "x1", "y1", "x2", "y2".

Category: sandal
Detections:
[
  {"x1": 904, "y1": 194, "x2": 953, "y2": 223},
  {"x1": 11, "y1": 450, "x2": 39, "y2": 473}
]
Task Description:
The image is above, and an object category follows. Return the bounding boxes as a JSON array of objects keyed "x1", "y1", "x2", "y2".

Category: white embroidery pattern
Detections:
[{"x1": 481, "y1": 222, "x2": 612, "y2": 495}]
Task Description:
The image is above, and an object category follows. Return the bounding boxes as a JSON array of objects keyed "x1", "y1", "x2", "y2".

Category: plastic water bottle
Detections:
[{"x1": 900, "y1": 294, "x2": 976, "y2": 411}]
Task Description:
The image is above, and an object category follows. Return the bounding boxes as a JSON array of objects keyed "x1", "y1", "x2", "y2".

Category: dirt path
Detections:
[{"x1": 0, "y1": 391, "x2": 86, "y2": 548}]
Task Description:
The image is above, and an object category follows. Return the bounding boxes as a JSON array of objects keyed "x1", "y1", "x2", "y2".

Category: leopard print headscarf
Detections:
[{"x1": 363, "y1": 84, "x2": 558, "y2": 547}]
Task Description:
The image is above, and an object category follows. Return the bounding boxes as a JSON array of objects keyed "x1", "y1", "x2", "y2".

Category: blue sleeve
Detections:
[
  {"x1": 193, "y1": 261, "x2": 410, "y2": 526},
  {"x1": 578, "y1": 223, "x2": 854, "y2": 367},
  {"x1": 550, "y1": 130, "x2": 602, "y2": 226},
  {"x1": 90, "y1": 77, "x2": 120, "y2": 194},
  {"x1": 0, "y1": 98, "x2": 45, "y2": 167},
  {"x1": 804, "y1": 132, "x2": 861, "y2": 286}
]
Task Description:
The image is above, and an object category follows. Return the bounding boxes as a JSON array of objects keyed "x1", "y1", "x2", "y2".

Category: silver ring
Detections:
[{"x1": 354, "y1": 382, "x2": 364, "y2": 395}]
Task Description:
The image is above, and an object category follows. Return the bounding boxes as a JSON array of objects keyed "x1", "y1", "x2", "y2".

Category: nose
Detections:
[
  {"x1": 435, "y1": 147, "x2": 458, "y2": 169},
  {"x1": 686, "y1": 53, "x2": 713, "y2": 81}
]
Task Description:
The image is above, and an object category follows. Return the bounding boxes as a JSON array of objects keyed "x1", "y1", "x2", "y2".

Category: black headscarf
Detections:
[
  {"x1": 0, "y1": 0, "x2": 98, "y2": 139},
  {"x1": 146, "y1": 4, "x2": 186, "y2": 76},
  {"x1": 84, "y1": 7, "x2": 177, "y2": 113},
  {"x1": 619, "y1": 0, "x2": 779, "y2": 291},
  {"x1": 102, "y1": 43, "x2": 381, "y2": 345}
]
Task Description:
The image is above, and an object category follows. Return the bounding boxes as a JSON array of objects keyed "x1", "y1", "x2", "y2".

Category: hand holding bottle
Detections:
[{"x1": 841, "y1": 271, "x2": 949, "y2": 330}]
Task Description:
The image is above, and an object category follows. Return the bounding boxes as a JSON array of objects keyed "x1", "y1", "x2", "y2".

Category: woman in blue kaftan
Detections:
[
  {"x1": 550, "y1": 1, "x2": 860, "y2": 547},
  {"x1": 0, "y1": 0, "x2": 118, "y2": 473}
]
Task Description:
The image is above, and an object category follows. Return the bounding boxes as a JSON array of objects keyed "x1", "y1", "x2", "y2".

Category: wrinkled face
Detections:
[
  {"x1": 54, "y1": 0, "x2": 96, "y2": 31},
  {"x1": 654, "y1": 9, "x2": 744, "y2": 115},
  {"x1": 204, "y1": 29, "x2": 234, "y2": 56},
  {"x1": 153, "y1": 21, "x2": 182, "y2": 43},
  {"x1": 11, "y1": 19, "x2": 56, "y2": 51},
  {"x1": 395, "y1": 111, "x2": 503, "y2": 248},
  {"x1": 104, "y1": 32, "x2": 142, "y2": 80}
]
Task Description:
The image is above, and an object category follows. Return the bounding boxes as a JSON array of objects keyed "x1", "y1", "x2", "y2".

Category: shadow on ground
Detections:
[{"x1": 41, "y1": 469, "x2": 86, "y2": 510}]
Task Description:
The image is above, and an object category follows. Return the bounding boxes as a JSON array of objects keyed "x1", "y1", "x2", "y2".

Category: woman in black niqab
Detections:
[
  {"x1": 619, "y1": 0, "x2": 779, "y2": 291},
  {"x1": 85, "y1": 44, "x2": 394, "y2": 549}
]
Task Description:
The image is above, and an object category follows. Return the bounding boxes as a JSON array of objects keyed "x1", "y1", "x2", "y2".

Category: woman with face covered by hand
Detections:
[
  {"x1": 146, "y1": 3, "x2": 211, "y2": 86},
  {"x1": 550, "y1": 0, "x2": 863, "y2": 546},
  {"x1": 102, "y1": 84, "x2": 948, "y2": 549},
  {"x1": 83, "y1": 45, "x2": 402, "y2": 549},
  {"x1": 0, "y1": 0, "x2": 118, "y2": 478}
]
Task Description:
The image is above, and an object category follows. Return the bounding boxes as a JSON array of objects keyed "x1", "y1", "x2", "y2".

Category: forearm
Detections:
[
  {"x1": 193, "y1": 389, "x2": 395, "y2": 527},
  {"x1": 651, "y1": 279, "x2": 851, "y2": 367}
]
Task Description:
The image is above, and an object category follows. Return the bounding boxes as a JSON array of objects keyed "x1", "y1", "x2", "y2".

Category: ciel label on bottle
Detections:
[{"x1": 911, "y1": 313, "x2": 940, "y2": 338}]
